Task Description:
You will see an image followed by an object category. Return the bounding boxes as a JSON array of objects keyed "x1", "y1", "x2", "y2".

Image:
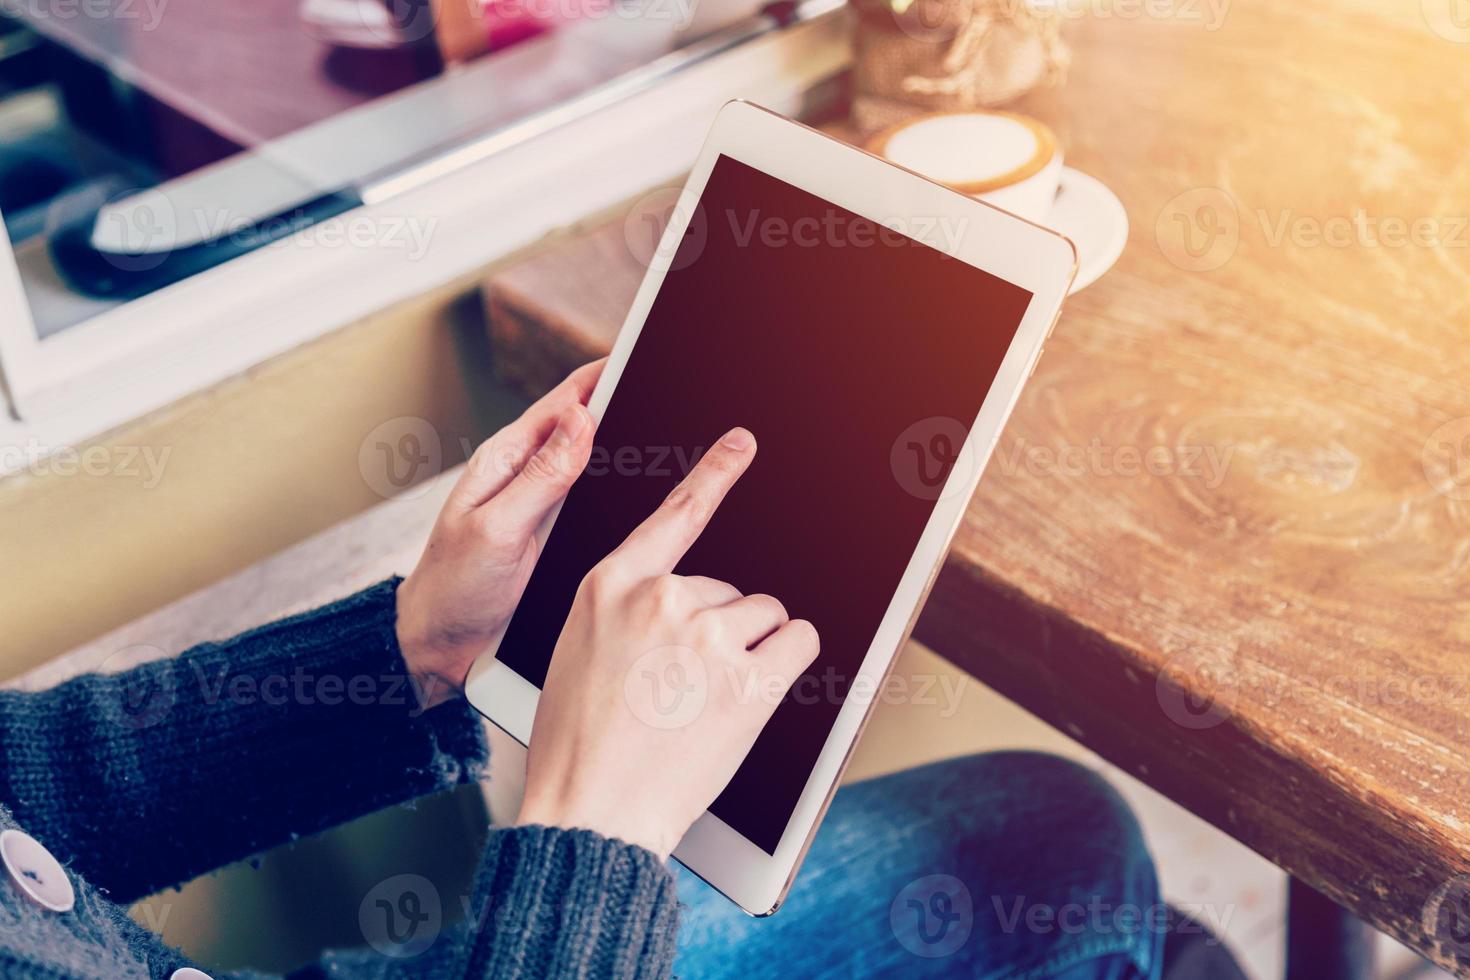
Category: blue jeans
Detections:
[{"x1": 675, "y1": 752, "x2": 1165, "y2": 979}]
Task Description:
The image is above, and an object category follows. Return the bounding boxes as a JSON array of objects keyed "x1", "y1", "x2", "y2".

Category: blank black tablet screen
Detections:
[{"x1": 497, "y1": 154, "x2": 1034, "y2": 853}]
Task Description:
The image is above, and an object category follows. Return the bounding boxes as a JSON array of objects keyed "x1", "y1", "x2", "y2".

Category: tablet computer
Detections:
[{"x1": 466, "y1": 100, "x2": 1076, "y2": 915}]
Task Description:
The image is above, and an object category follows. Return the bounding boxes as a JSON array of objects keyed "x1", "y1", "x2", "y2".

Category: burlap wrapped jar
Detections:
[{"x1": 850, "y1": 0, "x2": 1069, "y2": 132}]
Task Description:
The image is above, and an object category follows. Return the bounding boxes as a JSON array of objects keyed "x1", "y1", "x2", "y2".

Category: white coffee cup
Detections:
[{"x1": 866, "y1": 111, "x2": 1064, "y2": 226}]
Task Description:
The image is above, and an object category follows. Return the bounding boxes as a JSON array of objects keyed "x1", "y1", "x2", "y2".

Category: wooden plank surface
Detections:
[{"x1": 483, "y1": 1, "x2": 1470, "y2": 972}]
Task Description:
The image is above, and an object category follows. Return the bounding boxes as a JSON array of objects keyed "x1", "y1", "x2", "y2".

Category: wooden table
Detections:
[{"x1": 482, "y1": 1, "x2": 1470, "y2": 975}]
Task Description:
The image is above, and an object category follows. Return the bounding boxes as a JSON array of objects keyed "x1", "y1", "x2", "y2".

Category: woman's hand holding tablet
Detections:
[
  {"x1": 395, "y1": 360, "x2": 605, "y2": 709},
  {"x1": 517, "y1": 427, "x2": 820, "y2": 859},
  {"x1": 468, "y1": 100, "x2": 1076, "y2": 913}
]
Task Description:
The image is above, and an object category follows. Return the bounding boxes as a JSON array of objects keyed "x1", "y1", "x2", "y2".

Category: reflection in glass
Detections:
[{"x1": 0, "y1": 0, "x2": 761, "y2": 335}]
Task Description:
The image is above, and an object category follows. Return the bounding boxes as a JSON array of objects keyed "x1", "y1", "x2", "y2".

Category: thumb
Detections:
[{"x1": 480, "y1": 403, "x2": 594, "y2": 539}]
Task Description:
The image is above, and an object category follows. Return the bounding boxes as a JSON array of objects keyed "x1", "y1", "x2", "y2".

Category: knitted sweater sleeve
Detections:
[
  {"x1": 0, "y1": 578, "x2": 487, "y2": 904},
  {"x1": 451, "y1": 826, "x2": 681, "y2": 979},
  {"x1": 292, "y1": 826, "x2": 682, "y2": 980}
]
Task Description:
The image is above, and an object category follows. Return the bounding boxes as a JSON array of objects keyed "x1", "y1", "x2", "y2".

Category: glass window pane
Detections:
[{"x1": 0, "y1": 0, "x2": 762, "y2": 337}]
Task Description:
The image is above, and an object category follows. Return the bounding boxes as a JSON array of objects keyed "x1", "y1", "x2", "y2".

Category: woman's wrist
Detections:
[
  {"x1": 389, "y1": 363, "x2": 605, "y2": 716},
  {"x1": 394, "y1": 576, "x2": 466, "y2": 710}
]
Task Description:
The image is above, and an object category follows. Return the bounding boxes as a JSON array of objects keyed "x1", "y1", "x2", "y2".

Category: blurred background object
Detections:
[
  {"x1": 850, "y1": 0, "x2": 1067, "y2": 129},
  {"x1": 299, "y1": 0, "x2": 446, "y2": 52}
]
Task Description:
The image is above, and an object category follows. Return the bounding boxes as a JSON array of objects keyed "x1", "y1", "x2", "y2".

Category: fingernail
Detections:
[
  {"x1": 721, "y1": 427, "x2": 755, "y2": 451},
  {"x1": 557, "y1": 405, "x2": 589, "y2": 442}
]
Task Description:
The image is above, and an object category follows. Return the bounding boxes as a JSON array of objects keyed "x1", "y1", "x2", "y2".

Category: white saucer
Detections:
[{"x1": 1043, "y1": 167, "x2": 1128, "y2": 294}]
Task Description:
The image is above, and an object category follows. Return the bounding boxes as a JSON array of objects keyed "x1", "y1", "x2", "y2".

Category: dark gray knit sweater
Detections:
[{"x1": 0, "y1": 579, "x2": 679, "y2": 979}]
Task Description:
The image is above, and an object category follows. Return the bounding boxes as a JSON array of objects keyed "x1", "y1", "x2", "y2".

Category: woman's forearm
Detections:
[{"x1": 0, "y1": 578, "x2": 486, "y2": 903}]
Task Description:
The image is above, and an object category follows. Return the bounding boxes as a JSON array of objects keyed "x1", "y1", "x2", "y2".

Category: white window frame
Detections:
[{"x1": 0, "y1": 0, "x2": 848, "y2": 460}]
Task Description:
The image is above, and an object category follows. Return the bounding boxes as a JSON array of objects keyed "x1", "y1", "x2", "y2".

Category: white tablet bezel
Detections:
[{"x1": 466, "y1": 100, "x2": 1076, "y2": 915}]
